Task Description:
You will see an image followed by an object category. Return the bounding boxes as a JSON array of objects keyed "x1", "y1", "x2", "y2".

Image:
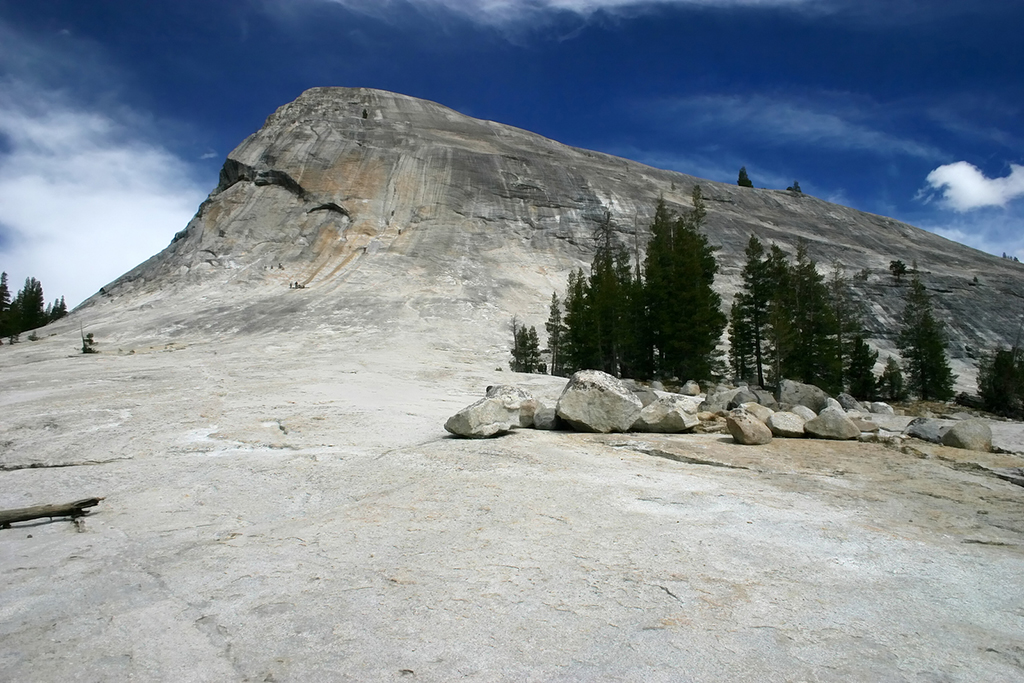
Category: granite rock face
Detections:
[{"x1": 84, "y1": 88, "x2": 1024, "y2": 386}]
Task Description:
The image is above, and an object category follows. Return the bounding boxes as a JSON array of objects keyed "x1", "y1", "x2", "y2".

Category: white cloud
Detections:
[
  {"x1": 0, "y1": 83, "x2": 207, "y2": 308},
  {"x1": 924, "y1": 161, "x2": 1024, "y2": 212}
]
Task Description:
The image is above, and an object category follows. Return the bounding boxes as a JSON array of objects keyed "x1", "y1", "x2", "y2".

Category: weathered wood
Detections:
[{"x1": 0, "y1": 498, "x2": 104, "y2": 528}]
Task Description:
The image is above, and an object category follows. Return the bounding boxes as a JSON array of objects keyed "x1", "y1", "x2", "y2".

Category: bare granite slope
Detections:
[{"x1": 87, "y1": 87, "x2": 1024, "y2": 387}]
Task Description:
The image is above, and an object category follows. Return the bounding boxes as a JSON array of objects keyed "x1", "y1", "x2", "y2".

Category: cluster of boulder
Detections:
[
  {"x1": 444, "y1": 370, "x2": 700, "y2": 438},
  {"x1": 443, "y1": 370, "x2": 993, "y2": 452}
]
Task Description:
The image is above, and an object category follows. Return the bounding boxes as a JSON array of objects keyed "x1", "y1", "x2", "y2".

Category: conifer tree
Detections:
[
  {"x1": 544, "y1": 292, "x2": 567, "y2": 376},
  {"x1": 49, "y1": 296, "x2": 67, "y2": 322},
  {"x1": 0, "y1": 272, "x2": 9, "y2": 343},
  {"x1": 560, "y1": 268, "x2": 595, "y2": 374},
  {"x1": 643, "y1": 187, "x2": 725, "y2": 381},
  {"x1": 737, "y1": 166, "x2": 754, "y2": 188},
  {"x1": 728, "y1": 235, "x2": 772, "y2": 385},
  {"x1": 847, "y1": 335, "x2": 879, "y2": 400},
  {"x1": 785, "y1": 242, "x2": 840, "y2": 392},
  {"x1": 12, "y1": 277, "x2": 46, "y2": 336},
  {"x1": 897, "y1": 276, "x2": 955, "y2": 400},
  {"x1": 827, "y1": 262, "x2": 864, "y2": 390},
  {"x1": 978, "y1": 347, "x2": 1024, "y2": 418},
  {"x1": 879, "y1": 357, "x2": 906, "y2": 401},
  {"x1": 510, "y1": 318, "x2": 542, "y2": 373}
]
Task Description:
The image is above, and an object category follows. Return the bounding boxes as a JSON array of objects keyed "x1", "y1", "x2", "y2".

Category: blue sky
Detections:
[{"x1": 0, "y1": 0, "x2": 1022, "y2": 306}]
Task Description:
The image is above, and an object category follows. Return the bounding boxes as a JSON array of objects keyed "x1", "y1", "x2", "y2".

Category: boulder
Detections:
[
  {"x1": 444, "y1": 397, "x2": 520, "y2": 438},
  {"x1": 739, "y1": 402, "x2": 774, "y2": 424},
  {"x1": 751, "y1": 389, "x2": 779, "y2": 410},
  {"x1": 766, "y1": 411, "x2": 806, "y2": 438},
  {"x1": 777, "y1": 379, "x2": 830, "y2": 413},
  {"x1": 726, "y1": 410, "x2": 773, "y2": 445},
  {"x1": 532, "y1": 401, "x2": 559, "y2": 430},
  {"x1": 904, "y1": 417, "x2": 946, "y2": 444},
  {"x1": 789, "y1": 404, "x2": 818, "y2": 422},
  {"x1": 850, "y1": 417, "x2": 879, "y2": 433},
  {"x1": 485, "y1": 385, "x2": 537, "y2": 427},
  {"x1": 632, "y1": 389, "x2": 658, "y2": 407},
  {"x1": 837, "y1": 393, "x2": 865, "y2": 412},
  {"x1": 941, "y1": 419, "x2": 992, "y2": 452},
  {"x1": 803, "y1": 406, "x2": 860, "y2": 440},
  {"x1": 702, "y1": 387, "x2": 743, "y2": 413},
  {"x1": 679, "y1": 380, "x2": 700, "y2": 396},
  {"x1": 632, "y1": 396, "x2": 700, "y2": 433},
  {"x1": 728, "y1": 390, "x2": 760, "y2": 410},
  {"x1": 556, "y1": 370, "x2": 643, "y2": 433},
  {"x1": 825, "y1": 397, "x2": 844, "y2": 412},
  {"x1": 869, "y1": 402, "x2": 895, "y2": 415},
  {"x1": 650, "y1": 380, "x2": 666, "y2": 392}
]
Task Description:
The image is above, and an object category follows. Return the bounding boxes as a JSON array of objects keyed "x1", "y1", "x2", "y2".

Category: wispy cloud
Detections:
[
  {"x1": 655, "y1": 94, "x2": 942, "y2": 160},
  {"x1": 924, "y1": 208, "x2": 1024, "y2": 260},
  {"x1": 0, "y1": 82, "x2": 207, "y2": 308},
  {"x1": 923, "y1": 161, "x2": 1024, "y2": 211},
  {"x1": 315, "y1": 0, "x2": 820, "y2": 25}
]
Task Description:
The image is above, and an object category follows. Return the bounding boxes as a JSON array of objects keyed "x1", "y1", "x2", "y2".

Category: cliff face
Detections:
[{"x1": 92, "y1": 87, "x2": 1024, "y2": 382}]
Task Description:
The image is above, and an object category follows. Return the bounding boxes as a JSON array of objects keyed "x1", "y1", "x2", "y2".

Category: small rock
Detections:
[
  {"x1": 444, "y1": 397, "x2": 520, "y2": 438},
  {"x1": 766, "y1": 411, "x2": 806, "y2": 438},
  {"x1": 804, "y1": 406, "x2": 860, "y2": 440},
  {"x1": 650, "y1": 380, "x2": 666, "y2": 392},
  {"x1": 941, "y1": 419, "x2": 992, "y2": 452},
  {"x1": 679, "y1": 380, "x2": 700, "y2": 396},
  {"x1": 556, "y1": 370, "x2": 643, "y2": 433},
  {"x1": 726, "y1": 409, "x2": 773, "y2": 445},
  {"x1": 825, "y1": 397, "x2": 844, "y2": 412}
]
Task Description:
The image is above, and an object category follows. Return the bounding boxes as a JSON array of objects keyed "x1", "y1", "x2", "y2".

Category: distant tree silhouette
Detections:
[
  {"x1": 879, "y1": 357, "x2": 906, "y2": 401},
  {"x1": 737, "y1": 166, "x2": 753, "y2": 188},
  {"x1": 847, "y1": 335, "x2": 879, "y2": 401},
  {"x1": 889, "y1": 259, "x2": 908, "y2": 283},
  {"x1": 786, "y1": 181, "x2": 802, "y2": 193}
]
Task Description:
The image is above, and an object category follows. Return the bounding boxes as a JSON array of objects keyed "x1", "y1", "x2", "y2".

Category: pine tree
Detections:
[
  {"x1": 642, "y1": 187, "x2": 725, "y2": 381},
  {"x1": 544, "y1": 292, "x2": 567, "y2": 376},
  {"x1": 0, "y1": 272, "x2": 9, "y2": 344},
  {"x1": 978, "y1": 347, "x2": 1024, "y2": 418},
  {"x1": 879, "y1": 357, "x2": 906, "y2": 401},
  {"x1": 897, "y1": 276, "x2": 956, "y2": 401},
  {"x1": 509, "y1": 318, "x2": 542, "y2": 373},
  {"x1": 847, "y1": 335, "x2": 879, "y2": 401},
  {"x1": 49, "y1": 296, "x2": 67, "y2": 322},
  {"x1": 763, "y1": 244, "x2": 794, "y2": 386},
  {"x1": 728, "y1": 235, "x2": 772, "y2": 386},
  {"x1": 781, "y1": 242, "x2": 840, "y2": 392},
  {"x1": 561, "y1": 268, "x2": 595, "y2": 374},
  {"x1": 737, "y1": 166, "x2": 754, "y2": 188},
  {"x1": 11, "y1": 277, "x2": 46, "y2": 337},
  {"x1": 827, "y1": 262, "x2": 864, "y2": 391}
]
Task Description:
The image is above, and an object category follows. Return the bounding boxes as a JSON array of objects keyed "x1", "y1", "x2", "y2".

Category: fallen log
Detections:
[{"x1": 0, "y1": 498, "x2": 104, "y2": 528}]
